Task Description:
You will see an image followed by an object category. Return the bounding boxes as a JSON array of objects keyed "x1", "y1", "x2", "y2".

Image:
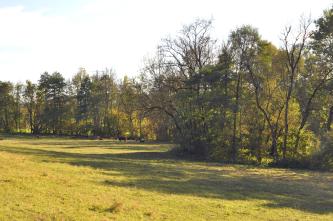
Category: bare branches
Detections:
[
  {"x1": 281, "y1": 16, "x2": 312, "y2": 158},
  {"x1": 281, "y1": 16, "x2": 312, "y2": 74},
  {"x1": 160, "y1": 18, "x2": 217, "y2": 79}
]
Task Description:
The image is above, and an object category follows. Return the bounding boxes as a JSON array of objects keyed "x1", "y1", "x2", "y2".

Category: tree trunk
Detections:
[
  {"x1": 282, "y1": 98, "x2": 289, "y2": 159},
  {"x1": 271, "y1": 131, "x2": 278, "y2": 162},
  {"x1": 295, "y1": 79, "x2": 326, "y2": 154},
  {"x1": 283, "y1": 78, "x2": 294, "y2": 159},
  {"x1": 231, "y1": 73, "x2": 241, "y2": 162},
  {"x1": 327, "y1": 106, "x2": 333, "y2": 131}
]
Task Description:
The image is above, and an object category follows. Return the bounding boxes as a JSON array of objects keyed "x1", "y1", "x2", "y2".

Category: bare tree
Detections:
[
  {"x1": 160, "y1": 18, "x2": 217, "y2": 81},
  {"x1": 281, "y1": 17, "x2": 311, "y2": 159}
]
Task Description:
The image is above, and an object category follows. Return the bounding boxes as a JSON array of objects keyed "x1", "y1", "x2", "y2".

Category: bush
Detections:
[
  {"x1": 269, "y1": 158, "x2": 312, "y2": 170},
  {"x1": 310, "y1": 133, "x2": 333, "y2": 170}
]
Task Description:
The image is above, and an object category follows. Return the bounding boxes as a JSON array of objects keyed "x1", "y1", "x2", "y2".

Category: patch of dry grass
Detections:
[{"x1": 0, "y1": 136, "x2": 332, "y2": 220}]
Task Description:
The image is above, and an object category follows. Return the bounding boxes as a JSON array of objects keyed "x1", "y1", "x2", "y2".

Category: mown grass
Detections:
[{"x1": 0, "y1": 136, "x2": 332, "y2": 220}]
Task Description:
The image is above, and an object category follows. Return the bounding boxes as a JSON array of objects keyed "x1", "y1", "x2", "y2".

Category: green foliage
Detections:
[
  {"x1": 0, "y1": 82, "x2": 15, "y2": 132},
  {"x1": 139, "y1": 15, "x2": 333, "y2": 166},
  {"x1": 0, "y1": 9, "x2": 333, "y2": 168},
  {"x1": 312, "y1": 132, "x2": 333, "y2": 170}
]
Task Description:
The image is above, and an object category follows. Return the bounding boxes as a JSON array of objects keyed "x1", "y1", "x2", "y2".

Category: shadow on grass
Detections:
[
  {"x1": 19, "y1": 140, "x2": 167, "y2": 151},
  {"x1": 0, "y1": 144, "x2": 332, "y2": 214}
]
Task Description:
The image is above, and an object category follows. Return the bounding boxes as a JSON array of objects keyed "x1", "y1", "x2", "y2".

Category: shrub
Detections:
[
  {"x1": 269, "y1": 157, "x2": 312, "y2": 170},
  {"x1": 310, "y1": 132, "x2": 333, "y2": 170}
]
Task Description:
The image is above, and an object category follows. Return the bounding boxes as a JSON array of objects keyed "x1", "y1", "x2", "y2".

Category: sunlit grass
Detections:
[{"x1": 0, "y1": 137, "x2": 332, "y2": 220}]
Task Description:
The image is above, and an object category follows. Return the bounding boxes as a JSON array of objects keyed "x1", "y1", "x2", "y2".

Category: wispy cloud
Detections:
[{"x1": 0, "y1": 0, "x2": 331, "y2": 82}]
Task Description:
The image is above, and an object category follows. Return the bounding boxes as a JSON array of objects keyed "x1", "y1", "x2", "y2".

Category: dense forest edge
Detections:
[{"x1": 0, "y1": 6, "x2": 333, "y2": 170}]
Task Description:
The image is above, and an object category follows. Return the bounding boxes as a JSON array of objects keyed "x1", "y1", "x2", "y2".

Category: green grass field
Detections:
[{"x1": 0, "y1": 137, "x2": 332, "y2": 220}]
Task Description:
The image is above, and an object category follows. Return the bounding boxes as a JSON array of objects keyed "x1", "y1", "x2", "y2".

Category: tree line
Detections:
[
  {"x1": 0, "y1": 5, "x2": 332, "y2": 168},
  {"x1": 0, "y1": 69, "x2": 160, "y2": 140}
]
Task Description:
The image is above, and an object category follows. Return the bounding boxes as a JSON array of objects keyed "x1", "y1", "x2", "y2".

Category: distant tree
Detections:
[
  {"x1": 13, "y1": 83, "x2": 23, "y2": 132},
  {"x1": 23, "y1": 80, "x2": 37, "y2": 133},
  {"x1": 0, "y1": 82, "x2": 14, "y2": 132},
  {"x1": 38, "y1": 72, "x2": 67, "y2": 134},
  {"x1": 158, "y1": 18, "x2": 217, "y2": 156},
  {"x1": 118, "y1": 76, "x2": 140, "y2": 138},
  {"x1": 77, "y1": 75, "x2": 92, "y2": 134},
  {"x1": 313, "y1": 6, "x2": 333, "y2": 131},
  {"x1": 228, "y1": 25, "x2": 261, "y2": 161},
  {"x1": 281, "y1": 18, "x2": 311, "y2": 159}
]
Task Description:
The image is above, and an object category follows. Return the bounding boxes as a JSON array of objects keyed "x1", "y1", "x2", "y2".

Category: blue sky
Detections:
[
  {"x1": 0, "y1": 0, "x2": 332, "y2": 82},
  {"x1": 0, "y1": 0, "x2": 88, "y2": 14}
]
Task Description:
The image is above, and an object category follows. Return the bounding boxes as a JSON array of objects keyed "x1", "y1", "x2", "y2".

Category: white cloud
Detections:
[{"x1": 0, "y1": 0, "x2": 331, "y2": 82}]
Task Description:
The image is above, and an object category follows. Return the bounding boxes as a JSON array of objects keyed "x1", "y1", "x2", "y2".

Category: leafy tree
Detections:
[
  {"x1": 38, "y1": 72, "x2": 67, "y2": 134},
  {"x1": 0, "y1": 82, "x2": 14, "y2": 132}
]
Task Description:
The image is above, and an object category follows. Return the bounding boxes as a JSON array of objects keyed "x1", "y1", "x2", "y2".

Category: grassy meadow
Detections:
[{"x1": 0, "y1": 136, "x2": 332, "y2": 220}]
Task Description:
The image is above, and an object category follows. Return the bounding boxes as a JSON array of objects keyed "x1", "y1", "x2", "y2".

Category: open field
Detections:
[{"x1": 0, "y1": 137, "x2": 332, "y2": 220}]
